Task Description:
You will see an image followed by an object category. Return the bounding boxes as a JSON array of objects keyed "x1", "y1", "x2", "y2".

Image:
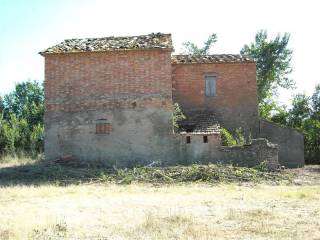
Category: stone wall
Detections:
[
  {"x1": 259, "y1": 119, "x2": 304, "y2": 168},
  {"x1": 175, "y1": 136, "x2": 279, "y2": 170},
  {"x1": 172, "y1": 62, "x2": 259, "y2": 137},
  {"x1": 220, "y1": 139, "x2": 279, "y2": 170}
]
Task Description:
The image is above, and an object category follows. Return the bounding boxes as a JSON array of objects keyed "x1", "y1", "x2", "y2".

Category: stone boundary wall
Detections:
[
  {"x1": 219, "y1": 138, "x2": 279, "y2": 170},
  {"x1": 259, "y1": 119, "x2": 304, "y2": 168},
  {"x1": 175, "y1": 136, "x2": 279, "y2": 170}
]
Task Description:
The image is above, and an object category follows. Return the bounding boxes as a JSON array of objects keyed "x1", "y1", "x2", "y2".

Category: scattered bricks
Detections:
[{"x1": 51, "y1": 155, "x2": 80, "y2": 167}]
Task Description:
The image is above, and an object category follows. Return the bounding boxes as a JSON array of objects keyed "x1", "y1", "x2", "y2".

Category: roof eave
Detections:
[
  {"x1": 39, "y1": 47, "x2": 174, "y2": 57},
  {"x1": 171, "y1": 61, "x2": 255, "y2": 65}
]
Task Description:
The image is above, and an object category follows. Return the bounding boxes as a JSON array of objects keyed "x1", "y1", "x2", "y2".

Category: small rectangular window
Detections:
[
  {"x1": 203, "y1": 136, "x2": 208, "y2": 143},
  {"x1": 186, "y1": 136, "x2": 191, "y2": 144},
  {"x1": 96, "y1": 120, "x2": 112, "y2": 135},
  {"x1": 205, "y1": 76, "x2": 216, "y2": 97}
]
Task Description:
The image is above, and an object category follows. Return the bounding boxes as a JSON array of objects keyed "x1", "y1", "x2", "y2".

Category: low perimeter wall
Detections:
[
  {"x1": 220, "y1": 138, "x2": 279, "y2": 170},
  {"x1": 176, "y1": 136, "x2": 279, "y2": 170},
  {"x1": 259, "y1": 119, "x2": 304, "y2": 168}
]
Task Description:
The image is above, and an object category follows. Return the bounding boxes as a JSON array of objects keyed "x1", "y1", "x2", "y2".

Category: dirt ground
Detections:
[
  {"x1": 288, "y1": 165, "x2": 320, "y2": 185},
  {"x1": 0, "y1": 165, "x2": 319, "y2": 240}
]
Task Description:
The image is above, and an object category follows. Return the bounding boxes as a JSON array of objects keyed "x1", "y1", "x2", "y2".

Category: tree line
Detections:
[{"x1": 0, "y1": 81, "x2": 44, "y2": 157}]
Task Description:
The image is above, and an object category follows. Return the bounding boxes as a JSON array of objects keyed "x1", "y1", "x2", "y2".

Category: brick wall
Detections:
[
  {"x1": 45, "y1": 49, "x2": 173, "y2": 112},
  {"x1": 172, "y1": 63, "x2": 259, "y2": 137},
  {"x1": 44, "y1": 49, "x2": 176, "y2": 163}
]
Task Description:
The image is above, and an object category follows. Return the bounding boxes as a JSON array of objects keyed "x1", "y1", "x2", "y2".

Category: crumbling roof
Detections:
[
  {"x1": 171, "y1": 54, "x2": 254, "y2": 64},
  {"x1": 40, "y1": 33, "x2": 173, "y2": 55},
  {"x1": 178, "y1": 111, "x2": 220, "y2": 135}
]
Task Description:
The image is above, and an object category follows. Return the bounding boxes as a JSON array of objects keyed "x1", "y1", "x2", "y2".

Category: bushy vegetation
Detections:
[
  {"x1": 220, "y1": 128, "x2": 236, "y2": 146},
  {"x1": 220, "y1": 127, "x2": 251, "y2": 146},
  {"x1": 172, "y1": 103, "x2": 186, "y2": 129},
  {"x1": 261, "y1": 85, "x2": 320, "y2": 163},
  {"x1": 0, "y1": 81, "x2": 44, "y2": 157}
]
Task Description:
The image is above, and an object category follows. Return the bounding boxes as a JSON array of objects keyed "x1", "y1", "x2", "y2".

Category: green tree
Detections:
[
  {"x1": 0, "y1": 80, "x2": 44, "y2": 156},
  {"x1": 259, "y1": 99, "x2": 280, "y2": 120},
  {"x1": 241, "y1": 30, "x2": 294, "y2": 104},
  {"x1": 270, "y1": 107, "x2": 289, "y2": 126},
  {"x1": 303, "y1": 118, "x2": 320, "y2": 163},
  {"x1": 2, "y1": 80, "x2": 44, "y2": 126},
  {"x1": 311, "y1": 84, "x2": 320, "y2": 120},
  {"x1": 258, "y1": 98, "x2": 289, "y2": 126},
  {"x1": 182, "y1": 33, "x2": 217, "y2": 55},
  {"x1": 306, "y1": 84, "x2": 320, "y2": 163},
  {"x1": 288, "y1": 94, "x2": 311, "y2": 128},
  {"x1": 0, "y1": 95, "x2": 4, "y2": 114},
  {"x1": 268, "y1": 86, "x2": 320, "y2": 164}
]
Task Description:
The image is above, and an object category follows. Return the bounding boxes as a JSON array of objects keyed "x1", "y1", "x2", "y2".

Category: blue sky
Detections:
[{"x1": 1, "y1": 0, "x2": 319, "y2": 105}]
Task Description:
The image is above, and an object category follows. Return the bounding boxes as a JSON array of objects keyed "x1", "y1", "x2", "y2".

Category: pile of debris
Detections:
[{"x1": 51, "y1": 155, "x2": 81, "y2": 167}]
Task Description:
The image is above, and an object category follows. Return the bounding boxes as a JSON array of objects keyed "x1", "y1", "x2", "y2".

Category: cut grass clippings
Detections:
[{"x1": 0, "y1": 161, "x2": 294, "y2": 186}]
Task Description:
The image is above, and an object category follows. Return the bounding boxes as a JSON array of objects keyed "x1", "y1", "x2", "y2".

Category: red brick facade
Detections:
[
  {"x1": 172, "y1": 62, "x2": 259, "y2": 136},
  {"x1": 172, "y1": 63, "x2": 257, "y2": 109},
  {"x1": 44, "y1": 49, "x2": 173, "y2": 112},
  {"x1": 44, "y1": 50, "x2": 258, "y2": 135}
]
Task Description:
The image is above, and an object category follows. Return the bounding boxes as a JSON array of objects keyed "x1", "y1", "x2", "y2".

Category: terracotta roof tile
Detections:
[
  {"x1": 171, "y1": 54, "x2": 254, "y2": 64},
  {"x1": 178, "y1": 111, "x2": 220, "y2": 135},
  {"x1": 40, "y1": 33, "x2": 173, "y2": 55}
]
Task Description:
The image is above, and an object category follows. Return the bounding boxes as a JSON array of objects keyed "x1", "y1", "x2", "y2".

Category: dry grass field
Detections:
[{"x1": 0, "y1": 159, "x2": 319, "y2": 240}]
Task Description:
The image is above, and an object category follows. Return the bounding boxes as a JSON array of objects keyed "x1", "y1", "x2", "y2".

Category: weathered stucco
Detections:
[
  {"x1": 259, "y1": 119, "x2": 304, "y2": 168},
  {"x1": 175, "y1": 134, "x2": 221, "y2": 164},
  {"x1": 45, "y1": 108, "x2": 180, "y2": 167}
]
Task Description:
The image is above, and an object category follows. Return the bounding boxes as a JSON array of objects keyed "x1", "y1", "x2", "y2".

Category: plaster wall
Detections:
[{"x1": 259, "y1": 120, "x2": 304, "y2": 167}]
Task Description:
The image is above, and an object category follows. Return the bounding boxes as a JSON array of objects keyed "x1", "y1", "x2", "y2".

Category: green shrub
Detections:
[
  {"x1": 172, "y1": 103, "x2": 186, "y2": 129},
  {"x1": 0, "y1": 80, "x2": 44, "y2": 157},
  {"x1": 221, "y1": 127, "x2": 252, "y2": 146},
  {"x1": 221, "y1": 128, "x2": 236, "y2": 146}
]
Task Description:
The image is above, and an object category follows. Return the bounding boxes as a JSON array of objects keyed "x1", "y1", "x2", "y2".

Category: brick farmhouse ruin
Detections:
[{"x1": 40, "y1": 33, "x2": 304, "y2": 168}]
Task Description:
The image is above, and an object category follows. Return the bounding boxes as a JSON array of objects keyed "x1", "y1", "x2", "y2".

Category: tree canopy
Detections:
[
  {"x1": 241, "y1": 30, "x2": 294, "y2": 103},
  {"x1": 0, "y1": 80, "x2": 44, "y2": 155},
  {"x1": 269, "y1": 85, "x2": 320, "y2": 163},
  {"x1": 181, "y1": 33, "x2": 217, "y2": 55}
]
